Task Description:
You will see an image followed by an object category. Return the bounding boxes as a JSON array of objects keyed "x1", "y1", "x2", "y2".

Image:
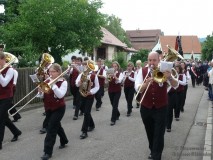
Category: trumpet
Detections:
[
  {"x1": 8, "y1": 66, "x2": 71, "y2": 117},
  {"x1": 106, "y1": 68, "x2": 115, "y2": 82},
  {"x1": 122, "y1": 71, "x2": 131, "y2": 85}
]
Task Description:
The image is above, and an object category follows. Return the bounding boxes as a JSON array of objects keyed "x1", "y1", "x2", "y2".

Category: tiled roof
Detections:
[
  {"x1": 126, "y1": 29, "x2": 163, "y2": 50},
  {"x1": 101, "y1": 27, "x2": 127, "y2": 47},
  {"x1": 159, "y1": 36, "x2": 201, "y2": 54}
]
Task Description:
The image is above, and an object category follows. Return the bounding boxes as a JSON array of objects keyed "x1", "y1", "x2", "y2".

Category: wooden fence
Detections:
[{"x1": 13, "y1": 68, "x2": 71, "y2": 107}]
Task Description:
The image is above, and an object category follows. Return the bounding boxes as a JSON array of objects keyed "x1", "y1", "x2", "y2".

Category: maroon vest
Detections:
[
  {"x1": 43, "y1": 80, "x2": 66, "y2": 111},
  {"x1": 108, "y1": 72, "x2": 121, "y2": 93},
  {"x1": 70, "y1": 68, "x2": 79, "y2": 87},
  {"x1": 124, "y1": 71, "x2": 134, "y2": 88},
  {"x1": 86, "y1": 73, "x2": 96, "y2": 98},
  {"x1": 0, "y1": 67, "x2": 14, "y2": 99},
  {"x1": 177, "y1": 74, "x2": 184, "y2": 92},
  {"x1": 96, "y1": 67, "x2": 105, "y2": 87},
  {"x1": 141, "y1": 67, "x2": 168, "y2": 109}
]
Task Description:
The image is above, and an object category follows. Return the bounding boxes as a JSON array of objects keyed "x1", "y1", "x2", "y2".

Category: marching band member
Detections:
[
  {"x1": 135, "y1": 60, "x2": 142, "y2": 108},
  {"x1": 94, "y1": 59, "x2": 106, "y2": 111},
  {"x1": 174, "y1": 64, "x2": 186, "y2": 121},
  {"x1": 75, "y1": 61, "x2": 99, "y2": 139},
  {"x1": 71, "y1": 57, "x2": 83, "y2": 120},
  {"x1": 10, "y1": 68, "x2": 22, "y2": 122},
  {"x1": 135, "y1": 51, "x2": 178, "y2": 160},
  {"x1": 0, "y1": 52, "x2": 22, "y2": 150},
  {"x1": 189, "y1": 62, "x2": 197, "y2": 88},
  {"x1": 40, "y1": 63, "x2": 68, "y2": 160},
  {"x1": 108, "y1": 61, "x2": 123, "y2": 126},
  {"x1": 122, "y1": 62, "x2": 135, "y2": 116},
  {"x1": 180, "y1": 61, "x2": 190, "y2": 112}
]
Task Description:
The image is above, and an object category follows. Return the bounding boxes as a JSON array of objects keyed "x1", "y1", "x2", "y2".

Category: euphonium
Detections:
[{"x1": 79, "y1": 60, "x2": 96, "y2": 97}]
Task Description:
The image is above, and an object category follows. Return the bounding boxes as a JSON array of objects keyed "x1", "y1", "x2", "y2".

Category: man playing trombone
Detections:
[{"x1": 135, "y1": 51, "x2": 178, "y2": 160}]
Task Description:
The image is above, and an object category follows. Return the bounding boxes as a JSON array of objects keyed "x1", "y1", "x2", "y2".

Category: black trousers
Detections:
[
  {"x1": 70, "y1": 86, "x2": 79, "y2": 106},
  {"x1": 42, "y1": 111, "x2": 49, "y2": 129},
  {"x1": 140, "y1": 106, "x2": 167, "y2": 160},
  {"x1": 167, "y1": 92, "x2": 177, "y2": 129},
  {"x1": 74, "y1": 91, "x2": 84, "y2": 117},
  {"x1": 9, "y1": 107, "x2": 21, "y2": 121},
  {"x1": 108, "y1": 91, "x2": 121, "y2": 122},
  {"x1": 44, "y1": 107, "x2": 68, "y2": 155},
  {"x1": 181, "y1": 85, "x2": 188, "y2": 111},
  {"x1": 95, "y1": 86, "x2": 104, "y2": 108},
  {"x1": 191, "y1": 77, "x2": 196, "y2": 87},
  {"x1": 81, "y1": 97, "x2": 95, "y2": 133},
  {"x1": 175, "y1": 91, "x2": 184, "y2": 118},
  {"x1": 0, "y1": 98, "x2": 21, "y2": 142},
  {"x1": 124, "y1": 86, "x2": 135, "y2": 113}
]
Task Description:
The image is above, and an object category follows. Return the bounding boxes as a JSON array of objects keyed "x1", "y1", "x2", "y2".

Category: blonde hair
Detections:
[
  {"x1": 112, "y1": 61, "x2": 120, "y2": 70},
  {"x1": 136, "y1": 60, "x2": 141, "y2": 64},
  {"x1": 49, "y1": 63, "x2": 62, "y2": 74},
  {"x1": 128, "y1": 61, "x2": 134, "y2": 67}
]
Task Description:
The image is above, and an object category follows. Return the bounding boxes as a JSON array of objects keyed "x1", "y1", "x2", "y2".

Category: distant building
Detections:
[
  {"x1": 126, "y1": 29, "x2": 163, "y2": 51},
  {"x1": 153, "y1": 35, "x2": 202, "y2": 60}
]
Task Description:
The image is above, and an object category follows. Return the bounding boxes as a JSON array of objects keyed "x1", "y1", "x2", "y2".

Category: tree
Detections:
[
  {"x1": 130, "y1": 49, "x2": 149, "y2": 65},
  {"x1": 1, "y1": 0, "x2": 105, "y2": 66},
  {"x1": 113, "y1": 52, "x2": 127, "y2": 70},
  {"x1": 103, "y1": 14, "x2": 131, "y2": 47},
  {"x1": 201, "y1": 33, "x2": 213, "y2": 61}
]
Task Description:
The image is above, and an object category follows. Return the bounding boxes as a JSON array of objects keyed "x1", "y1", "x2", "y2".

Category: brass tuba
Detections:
[
  {"x1": 36, "y1": 53, "x2": 54, "y2": 77},
  {"x1": 0, "y1": 52, "x2": 18, "y2": 73},
  {"x1": 79, "y1": 60, "x2": 96, "y2": 97}
]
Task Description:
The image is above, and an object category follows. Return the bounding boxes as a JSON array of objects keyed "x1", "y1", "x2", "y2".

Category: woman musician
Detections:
[
  {"x1": 108, "y1": 61, "x2": 123, "y2": 126},
  {"x1": 122, "y1": 62, "x2": 135, "y2": 116},
  {"x1": 39, "y1": 63, "x2": 69, "y2": 160}
]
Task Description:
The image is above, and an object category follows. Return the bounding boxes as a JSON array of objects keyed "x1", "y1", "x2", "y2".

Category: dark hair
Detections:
[
  {"x1": 156, "y1": 50, "x2": 162, "y2": 55},
  {"x1": 77, "y1": 57, "x2": 82, "y2": 62},
  {"x1": 0, "y1": 44, "x2": 4, "y2": 48},
  {"x1": 84, "y1": 57, "x2": 89, "y2": 61},
  {"x1": 71, "y1": 56, "x2": 77, "y2": 60}
]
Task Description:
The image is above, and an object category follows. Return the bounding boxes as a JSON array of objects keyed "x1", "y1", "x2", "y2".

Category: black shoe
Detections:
[
  {"x1": 42, "y1": 112, "x2": 46, "y2": 116},
  {"x1": 148, "y1": 153, "x2": 153, "y2": 159},
  {"x1": 12, "y1": 119, "x2": 18, "y2": 122},
  {"x1": 175, "y1": 118, "x2": 180, "y2": 121},
  {"x1": 110, "y1": 121, "x2": 115, "y2": 126},
  {"x1": 11, "y1": 131, "x2": 22, "y2": 142},
  {"x1": 167, "y1": 129, "x2": 171, "y2": 132},
  {"x1": 0, "y1": 142, "x2": 2, "y2": 150},
  {"x1": 96, "y1": 108, "x2": 99, "y2": 111},
  {"x1": 73, "y1": 116, "x2": 78, "y2": 120},
  {"x1": 59, "y1": 144, "x2": 66, "y2": 149},
  {"x1": 127, "y1": 113, "x2": 131, "y2": 117},
  {"x1": 79, "y1": 112, "x2": 83, "y2": 116},
  {"x1": 40, "y1": 128, "x2": 47, "y2": 134},
  {"x1": 41, "y1": 153, "x2": 52, "y2": 160},
  {"x1": 116, "y1": 117, "x2": 119, "y2": 120},
  {"x1": 80, "y1": 133, "x2": 88, "y2": 139},
  {"x1": 88, "y1": 127, "x2": 95, "y2": 132},
  {"x1": 181, "y1": 109, "x2": 184, "y2": 113}
]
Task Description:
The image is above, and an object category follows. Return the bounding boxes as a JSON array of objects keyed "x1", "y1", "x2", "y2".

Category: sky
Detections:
[
  {"x1": 100, "y1": 0, "x2": 212, "y2": 38},
  {"x1": 1, "y1": 0, "x2": 212, "y2": 38}
]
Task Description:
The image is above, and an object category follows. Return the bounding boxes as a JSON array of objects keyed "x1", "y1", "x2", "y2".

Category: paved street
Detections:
[{"x1": 0, "y1": 83, "x2": 211, "y2": 160}]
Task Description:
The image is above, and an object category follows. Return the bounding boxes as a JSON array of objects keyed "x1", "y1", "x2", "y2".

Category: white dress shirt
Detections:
[
  {"x1": 13, "y1": 69, "x2": 18, "y2": 85},
  {"x1": 0, "y1": 67, "x2": 14, "y2": 87}
]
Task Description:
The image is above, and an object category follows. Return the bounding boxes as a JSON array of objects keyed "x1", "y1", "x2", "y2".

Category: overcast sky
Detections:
[
  {"x1": 100, "y1": 0, "x2": 212, "y2": 38},
  {"x1": 1, "y1": 0, "x2": 212, "y2": 38}
]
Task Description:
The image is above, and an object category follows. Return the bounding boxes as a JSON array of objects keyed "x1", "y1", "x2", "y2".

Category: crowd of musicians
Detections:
[{"x1": 0, "y1": 43, "x2": 212, "y2": 160}]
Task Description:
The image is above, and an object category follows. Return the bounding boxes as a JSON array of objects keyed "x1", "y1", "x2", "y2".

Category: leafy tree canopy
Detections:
[
  {"x1": 1, "y1": 0, "x2": 105, "y2": 66},
  {"x1": 202, "y1": 33, "x2": 213, "y2": 61},
  {"x1": 103, "y1": 14, "x2": 131, "y2": 47},
  {"x1": 130, "y1": 49, "x2": 149, "y2": 65}
]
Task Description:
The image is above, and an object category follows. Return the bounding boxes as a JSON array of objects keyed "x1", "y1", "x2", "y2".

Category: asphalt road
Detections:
[{"x1": 1, "y1": 83, "x2": 207, "y2": 160}]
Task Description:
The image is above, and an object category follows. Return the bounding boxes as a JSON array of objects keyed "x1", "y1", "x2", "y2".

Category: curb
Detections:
[{"x1": 202, "y1": 102, "x2": 213, "y2": 160}]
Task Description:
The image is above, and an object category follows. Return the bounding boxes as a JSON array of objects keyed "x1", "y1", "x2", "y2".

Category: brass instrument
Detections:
[
  {"x1": 106, "y1": 68, "x2": 115, "y2": 82},
  {"x1": 135, "y1": 45, "x2": 183, "y2": 104},
  {"x1": 79, "y1": 60, "x2": 96, "y2": 97},
  {"x1": 122, "y1": 71, "x2": 131, "y2": 85},
  {"x1": 0, "y1": 52, "x2": 18, "y2": 73},
  {"x1": 36, "y1": 53, "x2": 54, "y2": 77},
  {"x1": 8, "y1": 66, "x2": 71, "y2": 117}
]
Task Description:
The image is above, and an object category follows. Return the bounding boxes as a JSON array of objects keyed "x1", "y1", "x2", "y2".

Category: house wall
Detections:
[{"x1": 107, "y1": 45, "x2": 116, "y2": 60}]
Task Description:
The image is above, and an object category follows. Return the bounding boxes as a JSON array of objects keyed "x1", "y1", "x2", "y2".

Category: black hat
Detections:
[{"x1": 0, "y1": 44, "x2": 4, "y2": 48}]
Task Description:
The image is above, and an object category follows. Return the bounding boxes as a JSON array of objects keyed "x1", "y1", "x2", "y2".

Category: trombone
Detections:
[
  {"x1": 0, "y1": 52, "x2": 18, "y2": 73},
  {"x1": 8, "y1": 66, "x2": 71, "y2": 117}
]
